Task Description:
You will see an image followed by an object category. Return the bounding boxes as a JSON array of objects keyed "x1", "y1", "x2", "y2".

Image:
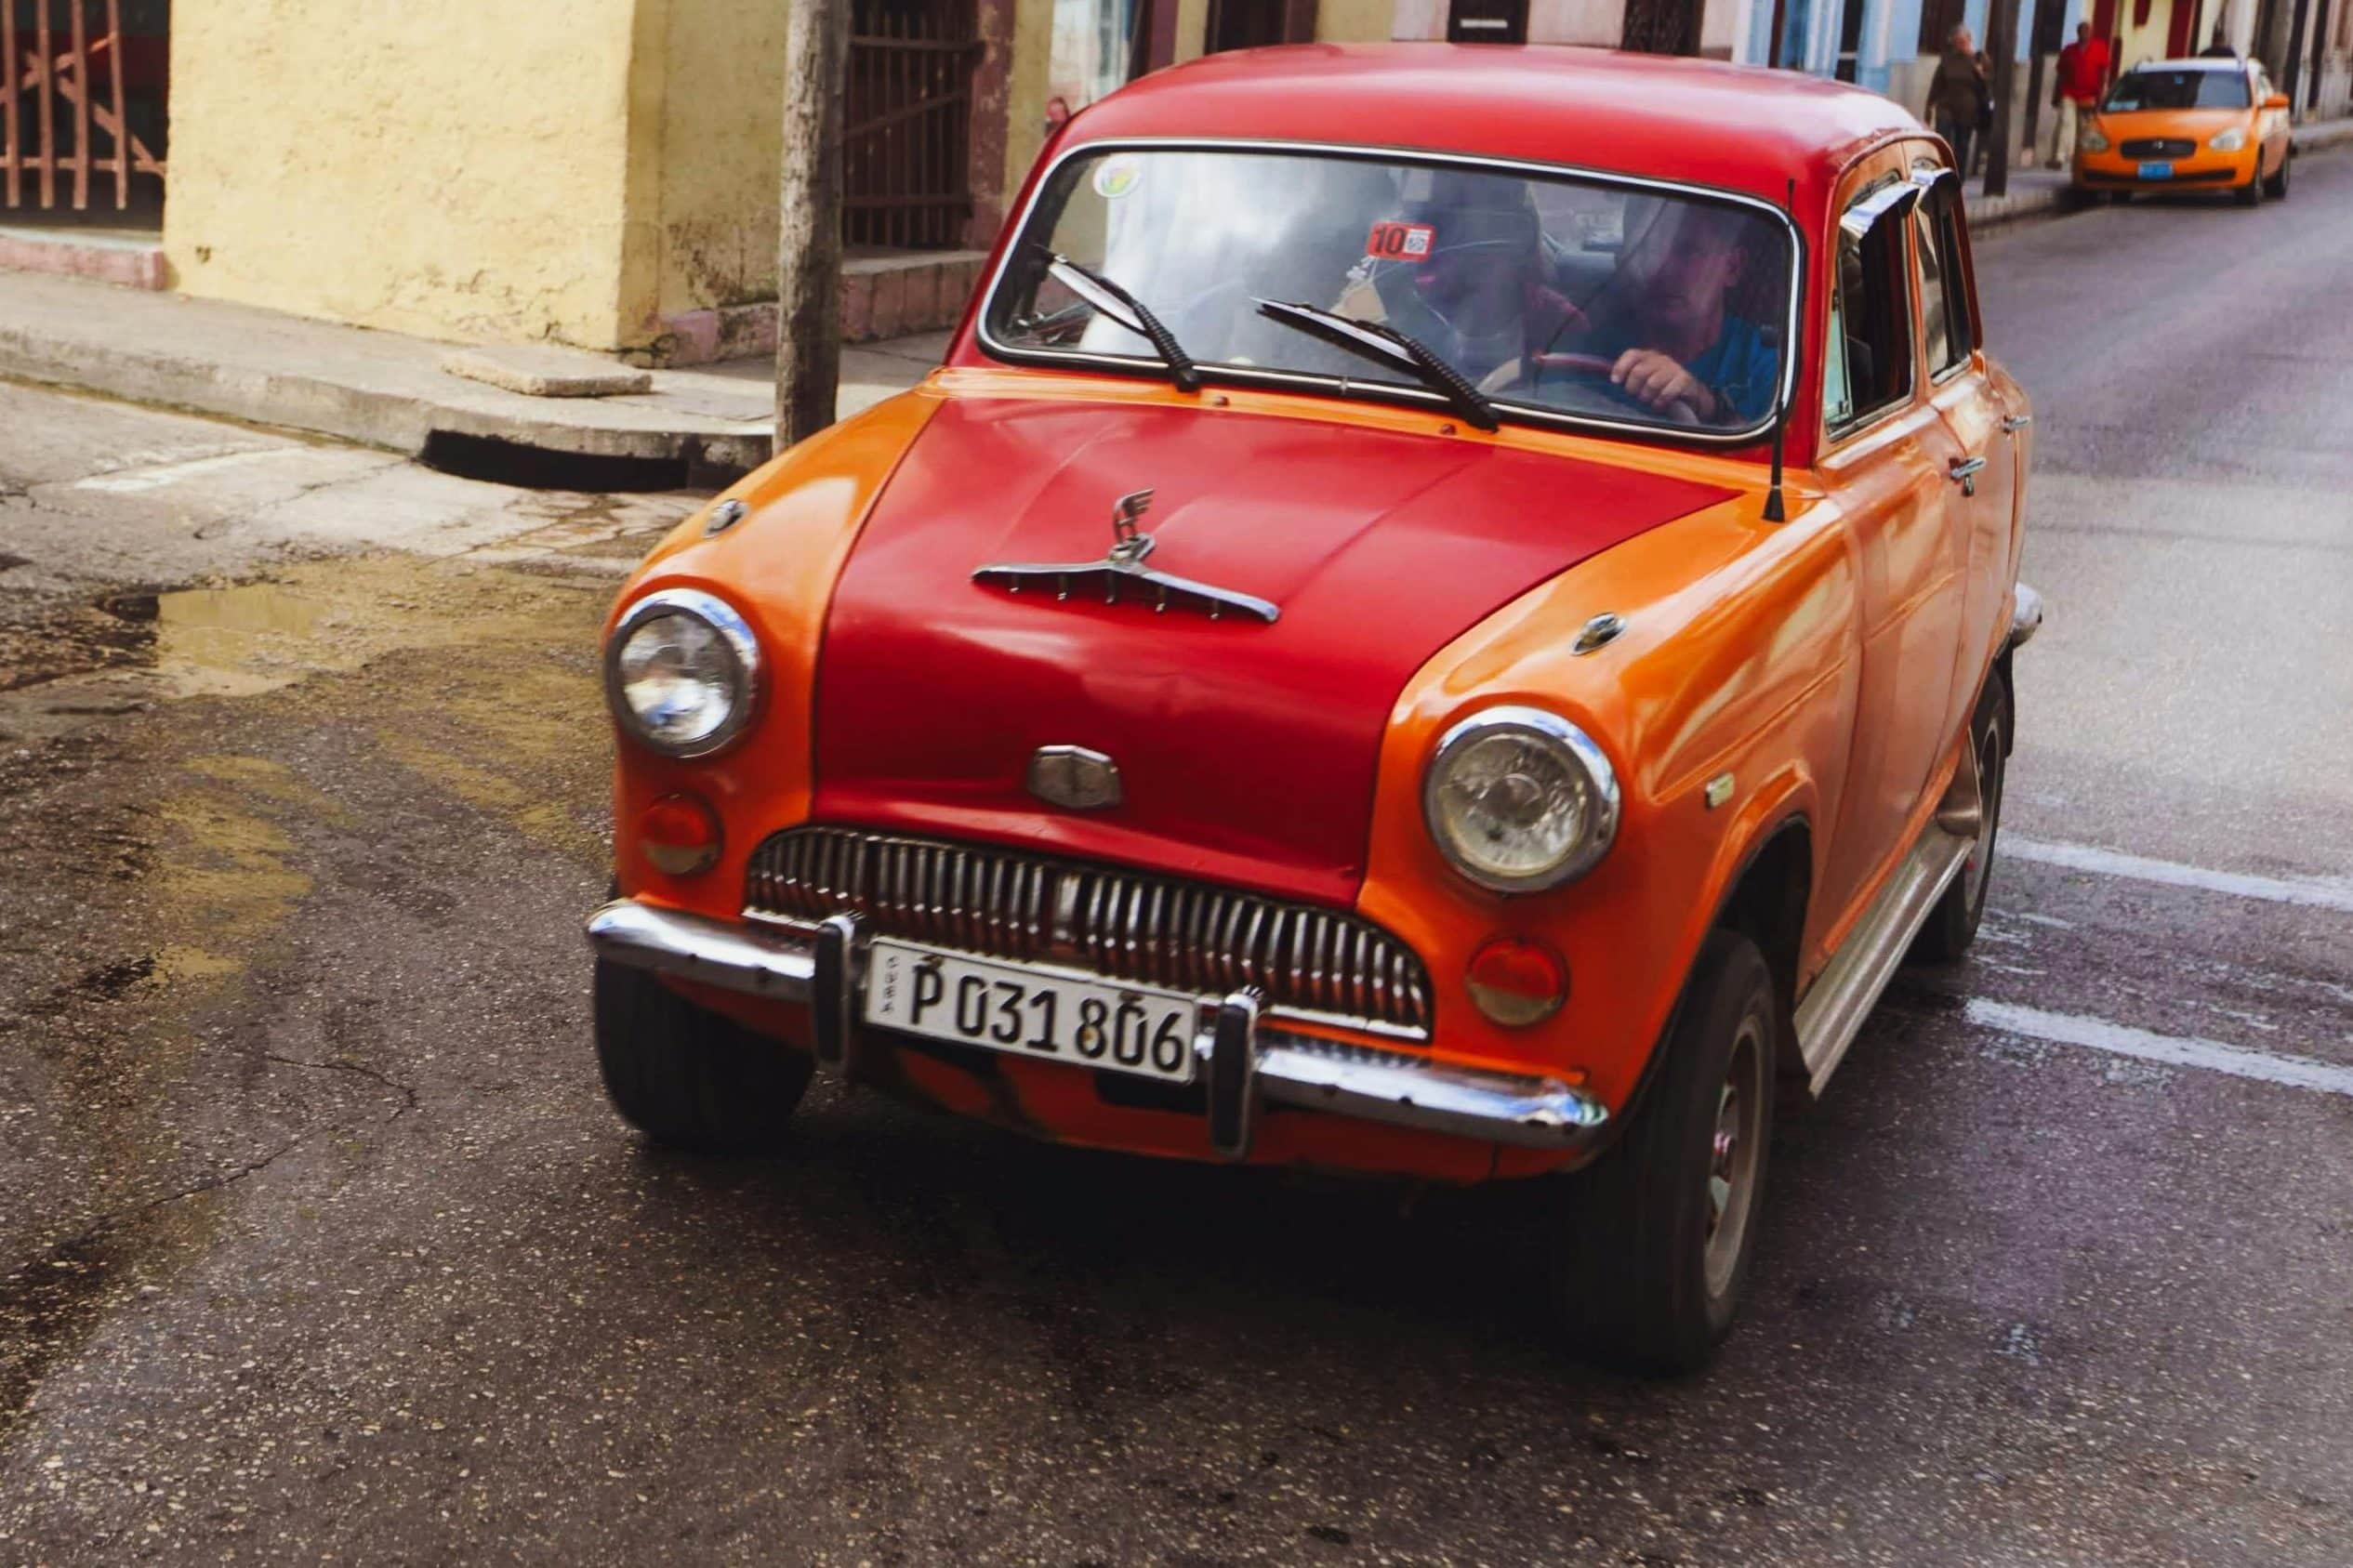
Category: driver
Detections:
[
  {"x1": 1330, "y1": 178, "x2": 1583, "y2": 389},
  {"x1": 1533, "y1": 202, "x2": 1778, "y2": 426}
]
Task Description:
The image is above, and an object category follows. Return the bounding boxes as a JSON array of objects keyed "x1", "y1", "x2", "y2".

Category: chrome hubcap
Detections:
[{"x1": 1702, "y1": 1021, "x2": 1765, "y2": 1298}]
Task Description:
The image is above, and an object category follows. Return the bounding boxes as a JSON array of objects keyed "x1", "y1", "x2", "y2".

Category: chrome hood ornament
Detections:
[{"x1": 972, "y1": 489, "x2": 1280, "y2": 624}]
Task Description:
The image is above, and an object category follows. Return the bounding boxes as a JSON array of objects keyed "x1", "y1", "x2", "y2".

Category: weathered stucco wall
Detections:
[
  {"x1": 1004, "y1": 0, "x2": 1057, "y2": 210},
  {"x1": 654, "y1": 0, "x2": 790, "y2": 322},
  {"x1": 164, "y1": 0, "x2": 643, "y2": 349},
  {"x1": 1318, "y1": 0, "x2": 1400, "y2": 41}
]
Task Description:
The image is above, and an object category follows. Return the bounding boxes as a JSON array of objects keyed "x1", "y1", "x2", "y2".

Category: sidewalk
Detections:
[
  {"x1": 1966, "y1": 114, "x2": 2353, "y2": 228},
  {"x1": 1, "y1": 116, "x2": 2346, "y2": 478},
  {"x1": 0, "y1": 268, "x2": 945, "y2": 481}
]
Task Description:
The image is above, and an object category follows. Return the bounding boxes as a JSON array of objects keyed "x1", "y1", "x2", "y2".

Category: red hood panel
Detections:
[{"x1": 812, "y1": 399, "x2": 1732, "y2": 905}]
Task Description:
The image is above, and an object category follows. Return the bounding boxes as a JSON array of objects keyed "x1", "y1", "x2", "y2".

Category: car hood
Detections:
[
  {"x1": 2095, "y1": 107, "x2": 2248, "y2": 135},
  {"x1": 809, "y1": 395, "x2": 1734, "y2": 906}
]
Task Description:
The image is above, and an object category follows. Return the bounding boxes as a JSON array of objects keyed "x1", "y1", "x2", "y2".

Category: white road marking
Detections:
[
  {"x1": 75, "y1": 447, "x2": 310, "y2": 494},
  {"x1": 2004, "y1": 837, "x2": 2353, "y2": 916},
  {"x1": 1964, "y1": 997, "x2": 2353, "y2": 1098}
]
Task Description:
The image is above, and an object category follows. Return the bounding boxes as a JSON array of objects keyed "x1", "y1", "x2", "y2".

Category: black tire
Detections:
[
  {"x1": 2264, "y1": 150, "x2": 2290, "y2": 200},
  {"x1": 1556, "y1": 930, "x2": 1777, "y2": 1375},
  {"x1": 1911, "y1": 667, "x2": 2011, "y2": 962},
  {"x1": 2235, "y1": 170, "x2": 2263, "y2": 206},
  {"x1": 594, "y1": 958, "x2": 813, "y2": 1154}
]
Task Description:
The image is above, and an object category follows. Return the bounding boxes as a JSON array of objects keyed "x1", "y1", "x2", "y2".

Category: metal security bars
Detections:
[
  {"x1": 845, "y1": 0, "x2": 981, "y2": 248},
  {"x1": 745, "y1": 825, "x2": 1434, "y2": 1038},
  {"x1": 1, "y1": 0, "x2": 164, "y2": 212}
]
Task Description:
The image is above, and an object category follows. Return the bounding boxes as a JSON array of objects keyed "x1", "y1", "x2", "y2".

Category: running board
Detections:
[{"x1": 1791, "y1": 748, "x2": 1983, "y2": 1097}]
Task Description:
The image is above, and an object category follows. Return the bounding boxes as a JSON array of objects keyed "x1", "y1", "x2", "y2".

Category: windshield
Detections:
[
  {"x1": 983, "y1": 147, "x2": 1796, "y2": 438},
  {"x1": 2105, "y1": 69, "x2": 2251, "y2": 110}
]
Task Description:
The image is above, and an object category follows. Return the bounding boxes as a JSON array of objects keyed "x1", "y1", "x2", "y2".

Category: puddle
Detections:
[{"x1": 152, "y1": 582, "x2": 339, "y2": 699}]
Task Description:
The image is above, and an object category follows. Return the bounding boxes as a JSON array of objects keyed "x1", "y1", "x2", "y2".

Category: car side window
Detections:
[
  {"x1": 1910, "y1": 183, "x2": 1974, "y2": 377},
  {"x1": 1824, "y1": 189, "x2": 1916, "y2": 432}
]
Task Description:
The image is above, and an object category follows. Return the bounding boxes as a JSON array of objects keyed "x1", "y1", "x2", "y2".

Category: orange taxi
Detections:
[
  {"x1": 2074, "y1": 56, "x2": 2293, "y2": 204},
  {"x1": 585, "y1": 46, "x2": 2041, "y2": 1371}
]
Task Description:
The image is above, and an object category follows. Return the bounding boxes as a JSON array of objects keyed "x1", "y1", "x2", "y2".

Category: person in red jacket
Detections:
[{"x1": 2046, "y1": 22, "x2": 2112, "y2": 167}]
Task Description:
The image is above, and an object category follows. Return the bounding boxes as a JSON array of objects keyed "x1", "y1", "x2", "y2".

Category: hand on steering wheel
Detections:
[{"x1": 1523, "y1": 350, "x2": 1703, "y2": 425}]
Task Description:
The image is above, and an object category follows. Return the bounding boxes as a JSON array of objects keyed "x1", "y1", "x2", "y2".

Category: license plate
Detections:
[
  {"x1": 2138, "y1": 160, "x2": 2174, "y2": 179},
  {"x1": 862, "y1": 939, "x2": 1201, "y2": 1084}
]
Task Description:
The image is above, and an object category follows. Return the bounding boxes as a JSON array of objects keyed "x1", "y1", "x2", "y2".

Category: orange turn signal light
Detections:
[
  {"x1": 639, "y1": 793, "x2": 720, "y2": 876},
  {"x1": 1466, "y1": 935, "x2": 1566, "y2": 1027}
]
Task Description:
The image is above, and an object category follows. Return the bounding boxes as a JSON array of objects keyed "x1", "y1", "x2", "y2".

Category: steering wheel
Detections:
[{"x1": 1524, "y1": 350, "x2": 1701, "y2": 427}]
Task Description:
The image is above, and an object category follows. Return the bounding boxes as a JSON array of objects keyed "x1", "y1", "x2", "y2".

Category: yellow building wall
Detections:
[
  {"x1": 651, "y1": 0, "x2": 792, "y2": 322},
  {"x1": 1318, "y1": 0, "x2": 1399, "y2": 41},
  {"x1": 163, "y1": 0, "x2": 644, "y2": 349},
  {"x1": 1004, "y1": 0, "x2": 1060, "y2": 221}
]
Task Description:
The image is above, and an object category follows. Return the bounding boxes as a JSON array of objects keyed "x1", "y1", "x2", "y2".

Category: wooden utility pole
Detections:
[
  {"x1": 1983, "y1": 0, "x2": 2023, "y2": 198},
  {"x1": 775, "y1": 0, "x2": 852, "y2": 448}
]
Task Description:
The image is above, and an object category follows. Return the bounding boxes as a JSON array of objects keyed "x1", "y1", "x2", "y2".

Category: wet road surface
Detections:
[{"x1": 2, "y1": 152, "x2": 2351, "y2": 1565}]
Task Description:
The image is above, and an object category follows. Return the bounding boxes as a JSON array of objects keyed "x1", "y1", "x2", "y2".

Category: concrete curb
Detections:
[
  {"x1": 2293, "y1": 118, "x2": 2353, "y2": 152},
  {"x1": 0, "y1": 270, "x2": 775, "y2": 476}
]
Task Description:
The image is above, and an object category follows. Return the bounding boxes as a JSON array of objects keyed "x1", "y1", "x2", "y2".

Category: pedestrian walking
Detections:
[
  {"x1": 2046, "y1": 22, "x2": 2111, "y2": 168},
  {"x1": 1926, "y1": 25, "x2": 1991, "y2": 179}
]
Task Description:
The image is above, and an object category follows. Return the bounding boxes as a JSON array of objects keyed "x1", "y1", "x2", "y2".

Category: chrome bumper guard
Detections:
[
  {"x1": 586, "y1": 899, "x2": 1609, "y2": 1157},
  {"x1": 2008, "y1": 582, "x2": 2043, "y2": 651}
]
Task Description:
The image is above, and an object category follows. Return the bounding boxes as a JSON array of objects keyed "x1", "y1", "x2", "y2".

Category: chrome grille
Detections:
[{"x1": 745, "y1": 826, "x2": 1433, "y2": 1037}]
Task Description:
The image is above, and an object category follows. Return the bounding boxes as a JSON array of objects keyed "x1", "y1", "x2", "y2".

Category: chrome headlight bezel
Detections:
[
  {"x1": 2208, "y1": 125, "x2": 2248, "y2": 152},
  {"x1": 1421, "y1": 706, "x2": 1621, "y2": 894},
  {"x1": 602, "y1": 587, "x2": 762, "y2": 759},
  {"x1": 2079, "y1": 125, "x2": 2110, "y2": 152}
]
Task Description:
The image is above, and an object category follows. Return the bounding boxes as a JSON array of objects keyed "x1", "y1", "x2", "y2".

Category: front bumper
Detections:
[
  {"x1": 2073, "y1": 150, "x2": 2252, "y2": 188},
  {"x1": 585, "y1": 898, "x2": 1610, "y2": 1157}
]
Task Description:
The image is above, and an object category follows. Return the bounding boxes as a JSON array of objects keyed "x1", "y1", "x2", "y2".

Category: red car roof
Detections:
[{"x1": 1061, "y1": 44, "x2": 1924, "y2": 211}]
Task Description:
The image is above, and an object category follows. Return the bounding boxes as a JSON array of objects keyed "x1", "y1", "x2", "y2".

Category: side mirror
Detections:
[{"x1": 2265, "y1": 92, "x2": 2291, "y2": 110}]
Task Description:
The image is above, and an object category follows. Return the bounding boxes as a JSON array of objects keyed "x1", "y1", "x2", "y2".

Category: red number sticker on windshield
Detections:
[{"x1": 1367, "y1": 221, "x2": 1435, "y2": 260}]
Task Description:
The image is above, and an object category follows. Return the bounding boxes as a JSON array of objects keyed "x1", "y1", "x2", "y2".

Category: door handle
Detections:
[
  {"x1": 1999, "y1": 414, "x2": 2032, "y2": 433},
  {"x1": 1947, "y1": 455, "x2": 1987, "y2": 496}
]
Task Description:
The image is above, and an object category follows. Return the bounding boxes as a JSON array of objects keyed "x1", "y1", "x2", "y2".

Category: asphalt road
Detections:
[{"x1": 2, "y1": 152, "x2": 2350, "y2": 1567}]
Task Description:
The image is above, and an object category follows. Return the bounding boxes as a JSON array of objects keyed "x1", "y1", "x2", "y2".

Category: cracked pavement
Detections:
[{"x1": 3, "y1": 152, "x2": 2353, "y2": 1568}]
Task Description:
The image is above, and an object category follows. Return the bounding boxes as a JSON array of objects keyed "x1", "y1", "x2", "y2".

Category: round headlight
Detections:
[
  {"x1": 1422, "y1": 707, "x2": 1619, "y2": 893},
  {"x1": 603, "y1": 588, "x2": 760, "y2": 758}
]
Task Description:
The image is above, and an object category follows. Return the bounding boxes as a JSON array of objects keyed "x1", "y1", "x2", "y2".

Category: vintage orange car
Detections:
[
  {"x1": 586, "y1": 46, "x2": 2040, "y2": 1370},
  {"x1": 2073, "y1": 56, "x2": 2294, "y2": 204}
]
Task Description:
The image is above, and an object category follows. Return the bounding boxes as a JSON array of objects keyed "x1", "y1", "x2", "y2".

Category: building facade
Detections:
[{"x1": 3, "y1": 0, "x2": 2342, "y2": 361}]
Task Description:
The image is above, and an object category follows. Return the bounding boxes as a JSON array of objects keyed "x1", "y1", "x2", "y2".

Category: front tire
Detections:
[
  {"x1": 1912, "y1": 668, "x2": 2011, "y2": 962},
  {"x1": 2264, "y1": 150, "x2": 2290, "y2": 200},
  {"x1": 1557, "y1": 930, "x2": 1777, "y2": 1374},
  {"x1": 2235, "y1": 169, "x2": 2263, "y2": 206},
  {"x1": 594, "y1": 958, "x2": 813, "y2": 1154}
]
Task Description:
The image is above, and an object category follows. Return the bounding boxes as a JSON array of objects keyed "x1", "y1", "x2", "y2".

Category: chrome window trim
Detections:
[
  {"x1": 603, "y1": 586, "x2": 764, "y2": 759},
  {"x1": 1820, "y1": 172, "x2": 1923, "y2": 448},
  {"x1": 1907, "y1": 162, "x2": 1974, "y2": 386},
  {"x1": 974, "y1": 136, "x2": 1807, "y2": 451}
]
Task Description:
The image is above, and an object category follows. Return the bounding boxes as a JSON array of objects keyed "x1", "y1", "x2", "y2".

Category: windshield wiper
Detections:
[
  {"x1": 1252, "y1": 298, "x2": 1500, "y2": 433},
  {"x1": 1041, "y1": 253, "x2": 1201, "y2": 392}
]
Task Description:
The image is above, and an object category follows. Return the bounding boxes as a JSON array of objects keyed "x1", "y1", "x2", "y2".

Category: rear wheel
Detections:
[
  {"x1": 1556, "y1": 930, "x2": 1777, "y2": 1375},
  {"x1": 1912, "y1": 668, "x2": 2011, "y2": 962},
  {"x1": 2264, "y1": 149, "x2": 2291, "y2": 200},
  {"x1": 594, "y1": 958, "x2": 813, "y2": 1154}
]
